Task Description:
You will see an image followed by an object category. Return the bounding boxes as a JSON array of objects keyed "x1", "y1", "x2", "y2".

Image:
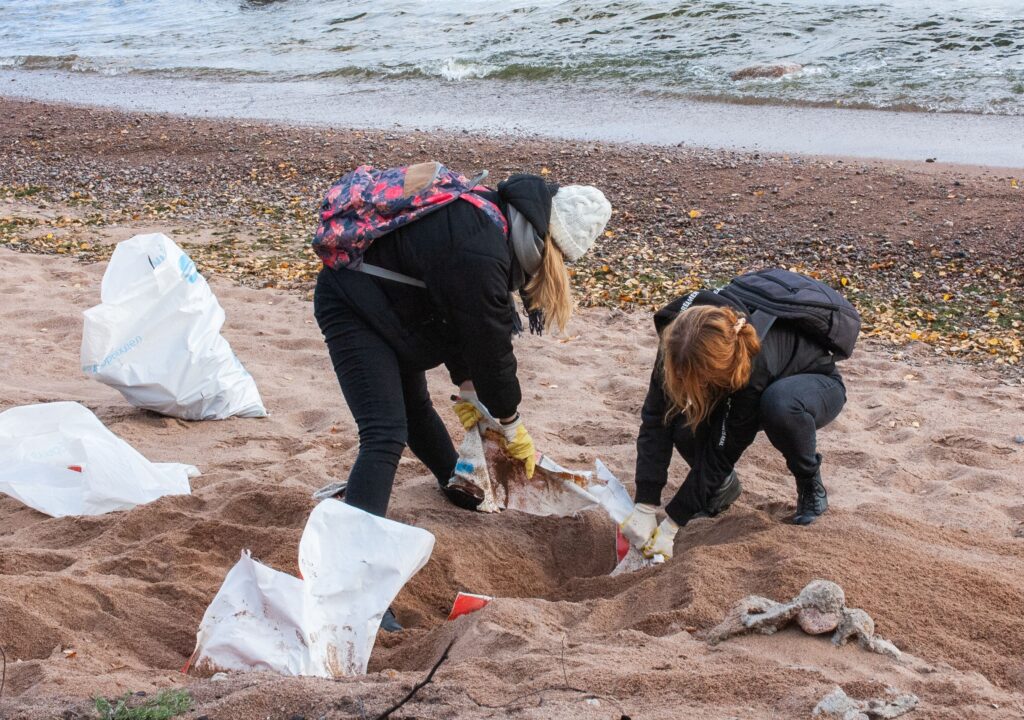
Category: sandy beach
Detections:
[{"x1": 1, "y1": 98, "x2": 1023, "y2": 719}]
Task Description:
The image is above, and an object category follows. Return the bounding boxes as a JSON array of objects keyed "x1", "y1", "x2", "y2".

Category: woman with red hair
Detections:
[{"x1": 622, "y1": 277, "x2": 850, "y2": 560}]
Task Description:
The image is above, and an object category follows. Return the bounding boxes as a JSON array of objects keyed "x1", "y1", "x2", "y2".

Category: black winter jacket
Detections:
[
  {"x1": 633, "y1": 290, "x2": 841, "y2": 524},
  {"x1": 318, "y1": 174, "x2": 554, "y2": 420}
]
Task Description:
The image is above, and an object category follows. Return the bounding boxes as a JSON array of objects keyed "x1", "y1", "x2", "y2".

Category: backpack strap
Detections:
[
  {"x1": 749, "y1": 309, "x2": 776, "y2": 341},
  {"x1": 352, "y1": 263, "x2": 427, "y2": 289}
]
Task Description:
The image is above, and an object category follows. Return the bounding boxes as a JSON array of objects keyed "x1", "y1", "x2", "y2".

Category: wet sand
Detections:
[{"x1": 4, "y1": 70, "x2": 1024, "y2": 167}]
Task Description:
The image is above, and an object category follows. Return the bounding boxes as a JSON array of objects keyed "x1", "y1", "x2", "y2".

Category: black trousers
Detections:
[
  {"x1": 673, "y1": 373, "x2": 846, "y2": 483},
  {"x1": 314, "y1": 277, "x2": 458, "y2": 517}
]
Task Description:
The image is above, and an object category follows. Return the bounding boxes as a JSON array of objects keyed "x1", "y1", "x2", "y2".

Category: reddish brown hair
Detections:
[{"x1": 661, "y1": 305, "x2": 761, "y2": 431}]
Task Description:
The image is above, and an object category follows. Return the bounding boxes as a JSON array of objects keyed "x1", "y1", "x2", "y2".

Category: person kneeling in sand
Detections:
[
  {"x1": 313, "y1": 168, "x2": 611, "y2": 520},
  {"x1": 621, "y1": 272, "x2": 854, "y2": 560}
]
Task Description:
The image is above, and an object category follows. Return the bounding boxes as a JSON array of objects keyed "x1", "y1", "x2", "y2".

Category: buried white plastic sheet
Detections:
[
  {"x1": 81, "y1": 233, "x2": 266, "y2": 420},
  {"x1": 189, "y1": 499, "x2": 435, "y2": 678},
  {"x1": 447, "y1": 401, "x2": 663, "y2": 571},
  {"x1": 0, "y1": 401, "x2": 197, "y2": 517}
]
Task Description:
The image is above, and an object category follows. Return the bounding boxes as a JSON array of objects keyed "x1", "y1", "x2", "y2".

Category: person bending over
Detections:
[
  {"x1": 314, "y1": 168, "x2": 611, "y2": 519},
  {"x1": 621, "y1": 275, "x2": 850, "y2": 560}
]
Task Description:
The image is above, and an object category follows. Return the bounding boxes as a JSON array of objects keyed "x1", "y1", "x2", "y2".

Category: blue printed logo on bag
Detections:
[{"x1": 178, "y1": 254, "x2": 199, "y2": 284}]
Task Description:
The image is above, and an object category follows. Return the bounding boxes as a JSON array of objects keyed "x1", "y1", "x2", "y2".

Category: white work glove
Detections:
[
  {"x1": 620, "y1": 503, "x2": 658, "y2": 549},
  {"x1": 642, "y1": 517, "x2": 679, "y2": 559}
]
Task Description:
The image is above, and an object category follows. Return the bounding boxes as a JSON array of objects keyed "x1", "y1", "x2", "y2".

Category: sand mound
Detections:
[{"x1": 2, "y1": 249, "x2": 1023, "y2": 719}]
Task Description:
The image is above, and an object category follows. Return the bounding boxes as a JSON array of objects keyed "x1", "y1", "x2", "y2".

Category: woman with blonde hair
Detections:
[
  {"x1": 621, "y1": 272, "x2": 851, "y2": 560},
  {"x1": 313, "y1": 168, "x2": 610, "y2": 521}
]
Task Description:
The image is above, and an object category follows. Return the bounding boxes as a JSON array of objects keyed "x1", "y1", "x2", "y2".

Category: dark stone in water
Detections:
[{"x1": 730, "y1": 63, "x2": 803, "y2": 80}]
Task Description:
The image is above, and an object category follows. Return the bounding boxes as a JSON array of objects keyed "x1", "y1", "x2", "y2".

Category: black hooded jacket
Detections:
[
  {"x1": 633, "y1": 290, "x2": 841, "y2": 524},
  {"x1": 317, "y1": 173, "x2": 554, "y2": 420}
]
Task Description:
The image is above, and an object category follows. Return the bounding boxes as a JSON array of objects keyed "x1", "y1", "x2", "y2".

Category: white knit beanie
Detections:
[{"x1": 548, "y1": 185, "x2": 612, "y2": 262}]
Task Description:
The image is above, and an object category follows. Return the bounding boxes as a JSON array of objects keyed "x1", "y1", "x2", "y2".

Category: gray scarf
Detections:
[
  {"x1": 506, "y1": 205, "x2": 546, "y2": 335},
  {"x1": 508, "y1": 205, "x2": 544, "y2": 279}
]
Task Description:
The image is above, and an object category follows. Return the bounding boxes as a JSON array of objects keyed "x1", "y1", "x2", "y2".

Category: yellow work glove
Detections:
[
  {"x1": 452, "y1": 390, "x2": 484, "y2": 430},
  {"x1": 641, "y1": 517, "x2": 679, "y2": 560},
  {"x1": 499, "y1": 414, "x2": 536, "y2": 478},
  {"x1": 619, "y1": 503, "x2": 658, "y2": 550}
]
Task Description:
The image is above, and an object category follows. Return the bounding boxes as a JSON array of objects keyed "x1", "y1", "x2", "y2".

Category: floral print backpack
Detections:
[{"x1": 312, "y1": 162, "x2": 508, "y2": 276}]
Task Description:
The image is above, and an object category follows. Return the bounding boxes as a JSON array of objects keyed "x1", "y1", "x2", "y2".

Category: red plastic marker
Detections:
[
  {"x1": 615, "y1": 527, "x2": 630, "y2": 563},
  {"x1": 447, "y1": 592, "x2": 493, "y2": 621},
  {"x1": 67, "y1": 465, "x2": 83, "y2": 473}
]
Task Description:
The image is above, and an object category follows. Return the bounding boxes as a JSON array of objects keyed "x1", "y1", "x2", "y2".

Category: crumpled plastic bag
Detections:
[
  {"x1": 0, "y1": 401, "x2": 197, "y2": 517},
  {"x1": 446, "y1": 398, "x2": 663, "y2": 572},
  {"x1": 189, "y1": 499, "x2": 435, "y2": 678},
  {"x1": 81, "y1": 233, "x2": 266, "y2": 420},
  {"x1": 447, "y1": 398, "x2": 600, "y2": 515}
]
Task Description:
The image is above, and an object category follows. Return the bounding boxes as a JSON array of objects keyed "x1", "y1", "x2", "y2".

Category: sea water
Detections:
[{"x1": 2, "y1": 0, "x2": 1022, "y2": 115}]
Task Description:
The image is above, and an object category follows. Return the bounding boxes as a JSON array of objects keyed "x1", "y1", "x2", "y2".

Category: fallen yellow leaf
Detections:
[{"x1": 688, "y1": 209, "x2": 702, "y2": 219}]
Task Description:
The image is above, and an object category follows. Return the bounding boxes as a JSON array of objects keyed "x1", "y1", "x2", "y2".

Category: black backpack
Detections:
[{"x1": 721, "y1": 269, "x2": 861, "y2": 359}]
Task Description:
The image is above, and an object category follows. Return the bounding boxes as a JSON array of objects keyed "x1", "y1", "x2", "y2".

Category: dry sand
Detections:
[{"x1": 1, "y1": 247, "x2": 1023, "y2": 719}]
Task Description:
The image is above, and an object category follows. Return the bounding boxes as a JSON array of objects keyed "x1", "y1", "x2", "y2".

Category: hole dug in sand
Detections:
[{"x1": 371, "y1": 494, "x2": 1024, "y2": 717}]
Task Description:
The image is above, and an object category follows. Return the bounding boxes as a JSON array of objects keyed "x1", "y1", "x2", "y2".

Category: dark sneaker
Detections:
[
  {"x1": 793, "y1": 472, "x2": 828, "y2": 525},
  {"x1": 440, "y1": 480, "x2": 483, "y2": 511},
  {"x1": 381, "y1": 607, "x2": 403, "y2": 633},
  {"x1": 693, "y1": 471, "x2": 742, "y2": 519}
]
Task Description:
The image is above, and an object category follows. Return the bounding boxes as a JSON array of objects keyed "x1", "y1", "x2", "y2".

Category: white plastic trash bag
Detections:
[
  {"x1": 0, "y1": 401, "x2": 197, "y2": 517},
  {"x1": 299, "y1": 500, "x2": 436, "y2": 676},
  {"x1": 190, "y1": 499, "x2": 435, "y2": 678},
  {"x1": 186, "y1": 551, "x2": 307, "y2": 676},
  {"x1": 81, "y1": 233, "x2": 266, "y2": 420}
]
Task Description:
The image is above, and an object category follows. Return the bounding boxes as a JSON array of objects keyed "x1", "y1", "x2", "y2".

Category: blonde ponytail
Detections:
[{"x1": 524, "y1": 234, "x2": 574, "y2": 333}]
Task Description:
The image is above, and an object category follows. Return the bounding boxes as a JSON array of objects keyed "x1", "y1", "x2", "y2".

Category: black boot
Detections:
[
  {"x1": 439, "y1": 479, "x2": 483, "y2": 511},
  {"x1": 793, "y1": 470, "x2": 828, "y2": 525},
  {"x1": 694, "y1": 470, "x2": 742, "y2": 518},
  {"x1": 381, "y1": 607, "x2": 403, "y2": 633}
]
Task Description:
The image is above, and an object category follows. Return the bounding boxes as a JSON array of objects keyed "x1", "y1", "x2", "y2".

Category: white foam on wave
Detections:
[{"x1": 433, "y1": 57, "x2": 499, "y2": 81}]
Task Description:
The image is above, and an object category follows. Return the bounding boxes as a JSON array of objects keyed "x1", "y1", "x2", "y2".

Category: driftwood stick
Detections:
[{"x1": 373, "y1": 639, "x2": 455, "y2": 720}]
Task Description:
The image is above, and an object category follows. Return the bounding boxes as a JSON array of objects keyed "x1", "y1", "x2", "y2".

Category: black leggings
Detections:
[
  {"x1": 314, "y1": 279, "x2": 458, "y2": 517},
  {"x1": 674, "y1": 373, "x2": 846, "y2": 482}
]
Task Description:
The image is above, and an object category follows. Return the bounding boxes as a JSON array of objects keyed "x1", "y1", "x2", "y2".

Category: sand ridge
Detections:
[{"x1": 0, "y1": 248, "x2": 1022, "y2": 719}]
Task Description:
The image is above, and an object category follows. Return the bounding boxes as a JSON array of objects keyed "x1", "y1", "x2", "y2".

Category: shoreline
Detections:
[
  {"x1": 5, "y1": 69, "x2": 1024, "y2": 168},
  {"x1": 1, "y1": 96, "x2": 1021, "y2": 373}
]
